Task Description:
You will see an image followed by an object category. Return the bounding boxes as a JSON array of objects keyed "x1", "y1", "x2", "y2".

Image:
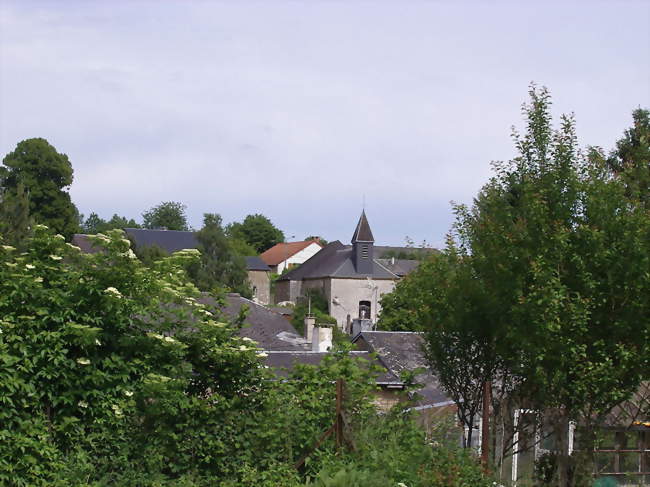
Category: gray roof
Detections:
[
  {"x1": 72, "y1": 234, "x2": 101, "y2": 254},
  {"x1": 245, "y1": 256, "x2": 271, "y2": 271},
  {"x1": 124, "y1": 228, "x2": 198, "y2": 254},
  {"x1": 351, "y1": 210, "x2": 375, "y2": 243},
  {"x1": 216, "y1": 293, "x2": 309, "y2": 351},
  {"x1": 375, "y1": 258, "x2": 419, "y2": 277},
  {"x1": 278, "y1": 241, "x2": 399, "y2": 281},
  {"x1": 352, "y1": 331, "x2": 451, "y2": 407},
  {"x1": 264, "y1": 351, "x2": 399, "y2": 384},
  {"x1": 75, "y1": 229, "x2": 264, "y2": 271}
]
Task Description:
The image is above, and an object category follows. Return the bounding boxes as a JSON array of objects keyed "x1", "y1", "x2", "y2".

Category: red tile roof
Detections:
[{"x1": 260, "y1": 240, "x2": 322, "y2": 266}]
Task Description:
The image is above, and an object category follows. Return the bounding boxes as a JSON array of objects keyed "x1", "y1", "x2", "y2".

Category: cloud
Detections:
[{"x1": 1, "y1": 1, "x2": 649, "y2": 246}]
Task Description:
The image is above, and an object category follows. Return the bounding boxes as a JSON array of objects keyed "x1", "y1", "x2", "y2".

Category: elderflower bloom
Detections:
[
  {"x1": 256, "y1": 352, "x2": 268, "y2": 358},
  {"x1": 54, "y1": 234, "x2": 65, "y2": 240},
  {"x1": 65, "y1": 242, "x2": 81, "y2": 251},
  {"x1": 78, "y1": 401, "x2": 89, "y2": 408},
  {"x1": 34, "y1": 277, "x2": 43, "y2": 283},
  {"x1": 104, "y1": 287, "x2": 122, "y2": 298},
  {"x1": 124, "y1": 390, "x2": 134, "y2": 397},
  {"x1": 76, "y1": 358, "x2": 90, "y2": 365},
  {"x1": 111, "y1": 404, "x2": 123, "y2": 417},
  {"x1": 1, "y1": 245, "x2": 16, "y2": 251},
  {"x1": 25, "y1": 264, "x2": 35, "y2": 270},
  {"x1": 49, "y1": 254, "x2": 63, "y2": 261},
  {"x1": 34, "y1": 224, "x2": 48, "y2": 230}
]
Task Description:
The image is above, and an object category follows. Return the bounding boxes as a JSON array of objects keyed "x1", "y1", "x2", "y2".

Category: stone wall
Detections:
[
  {"x1": 247, "y1": 270, "x2": 270, "y2": 305},
  {"x1": 328, "y1": 278, "x2": 396, "y2": 331}
]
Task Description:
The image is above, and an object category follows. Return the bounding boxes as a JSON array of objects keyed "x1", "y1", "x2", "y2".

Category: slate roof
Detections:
[
  {"x1": 245, "y1": 256, "x2": 271, "y2": 271},
  {"x1": 277, "y1": 241, "x2": 399, "y2": 281},
  {"x1": 353, "y1": 331, "x2": 452, "y2": 408},
  {"x1": 375, "y1": 258, "x2": 420, "y2": 277},
  {"x1": 260, "y1": 240, "x2": 322, "y2": 266},
  {"x1": 215, "y1": 293, "x2": 310, "y2": 351},
  {"x1": 264, "y1": 351, "x2": 399, "y2": 385},
  {"x1": 74, "y1": 230, "x2": 265, "y2": 272},
  {"x1": 124, "y1": 228, "x2": 198, "y2": 253},
  {"x1": 72, "y1": 234, "x2": 101, "y2": 254},
  {"x1": 351, "y1": 210, "x2": 375, "y2": 243}
]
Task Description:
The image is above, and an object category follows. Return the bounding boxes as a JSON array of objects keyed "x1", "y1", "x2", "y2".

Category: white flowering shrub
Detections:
[{"x1": 0, "y1": 227, "x2": 266, "y2": 485}]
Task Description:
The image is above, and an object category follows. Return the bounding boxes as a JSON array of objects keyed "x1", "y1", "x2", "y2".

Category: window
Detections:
[{"x1": 358, "y1": 301, "x2": 371, "y2": 320}]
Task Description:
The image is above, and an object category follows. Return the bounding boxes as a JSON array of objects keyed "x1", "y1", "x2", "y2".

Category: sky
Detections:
[{"x1": 1, "y1": 1, "x2": 648, "y2": 247}]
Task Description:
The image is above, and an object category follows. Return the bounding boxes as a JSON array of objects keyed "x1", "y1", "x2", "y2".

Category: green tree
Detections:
[
  {"x1": 227, "y1": 214, "x2": 284, "y2": 253},
  {"x1": 605, "y1": 107, "x2": 649, "y2": 208},
  {"x1": 82, "y1": 212, "x2": 140, "y2": 234},
  {"x1": 380, "y1": 86, "x2": 650, "y2": 485},
  {"x1": 0, "y1": 182, "x2": 32, "y2": 248},
  {"x1": 0, "y1": 138, "x2": 79, "y2": 239},
  {"x1": 188, "y1": 213, "x2": 251, "y2": 297},
  {"x1": 142, "y1": 201, "x2": 189, "y2": 231}
]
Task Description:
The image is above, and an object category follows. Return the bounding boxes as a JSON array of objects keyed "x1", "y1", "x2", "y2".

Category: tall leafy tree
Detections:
[
  {"x1": 0, "y1": 138, "x2": 79, "y2": 239},
  {"x1": 142, "y1": 201, "x2": 189, "y2": 231},
  {"x1": 227, "y1": 213, "x2": 284, "y2": 253},
  {"x1": 605, "y1": 107, "x2": 649, "y2": 208},
  {"x1": 189, "y1": 213, "x2": 251, "y2": 297},
  {"x1": 380, "y1": 86, "x2": 650, "y2": 485}
]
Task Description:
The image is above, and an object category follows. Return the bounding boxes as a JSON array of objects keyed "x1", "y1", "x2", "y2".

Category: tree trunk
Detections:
[{"x1": 556, "y1": 413, "x2": 569, "y2": 487}]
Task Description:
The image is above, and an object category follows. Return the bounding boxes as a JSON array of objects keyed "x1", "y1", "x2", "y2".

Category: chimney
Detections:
[
  {"x1": 312, "y1": 325, "x2": 333, "y2": 352},
  {"x1": 304, "y1": 315, "x2": 316, "y2": 342}
]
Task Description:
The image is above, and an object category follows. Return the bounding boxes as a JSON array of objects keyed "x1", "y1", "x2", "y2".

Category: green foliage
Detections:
[
  {"x1": 227, "y1": 213, "x2": 284, "y2": 253},
  {"x1": 291, "y1": 290, "x2": 337, "y2": 333},
  {"x1": 187, "y1": 213, "x2": 251, "y2": 297},
  {"x1": 0, "y1": 226, "x2": 266, "y2": 485},
  {"x1": 82, "y1": 212, "x2": 141, "y2": 233},
  {"x1": 0, "y1": 138, "x2": 79, "y2": 239},
  {"x1": 0, "y1": 182, "x2": 32, "y2": 248},
  {"x1": 142, "y1": 201, "x2": 189, "y2": 231},
  {"x1": 605, "y1": 107, "x2": 649, "y2": 208},
  {"x1": 308, "y1": 411, "x2": 492, "y2": 487},
  {"x1": 305, "y1": 236, "x2": 328, "y2": 246},
  {"x1": 379, "y1": 86, "x2": 650, "y2": 483}
]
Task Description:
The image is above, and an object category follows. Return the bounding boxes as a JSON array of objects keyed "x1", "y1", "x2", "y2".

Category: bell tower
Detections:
[{"x1": 351, "y1": 210, "x2": 375, "y2": 274}]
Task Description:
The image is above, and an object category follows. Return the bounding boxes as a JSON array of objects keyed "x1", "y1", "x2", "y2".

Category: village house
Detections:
[{"x1": 259, "y1": 239, "x2": 323, "y2": 274}]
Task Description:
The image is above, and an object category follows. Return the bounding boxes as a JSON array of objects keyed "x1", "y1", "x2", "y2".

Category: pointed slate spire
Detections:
[
  {"x1": 351, "y1": 210, "x2": 374, "y2": 274},
  {"x1": 351, "y1": 210, "x2": 375, "y2": 243}
]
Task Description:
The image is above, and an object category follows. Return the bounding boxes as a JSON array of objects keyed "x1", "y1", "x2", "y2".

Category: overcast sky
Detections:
[{"x1": 1, "y1": 1, "x2": 648, "y2": 246}]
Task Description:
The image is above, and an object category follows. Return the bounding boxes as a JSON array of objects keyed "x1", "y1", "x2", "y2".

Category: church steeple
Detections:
[{"x1": 351, "y1": 210, "x2": 374, "y2": 274}]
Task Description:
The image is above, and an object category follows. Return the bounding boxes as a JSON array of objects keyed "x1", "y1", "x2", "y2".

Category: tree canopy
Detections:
[
  {"x1": 142, "y1": 201, "x2": 189, "y2": 231},
  {"x1": 187, "y1": 213, "x2": 252, "y2": 297},
  {"x1": 227, "y1": 213, "x2": 284, "y2": 253},
  {"x1": 380, "y1": 87, "x2": 650, "y2": 483},
  {"x1": 82, "y1": 212, "x2": 140, "y2": 234},
  {"x1": 0, "y1": 138, "x2": 79, "y2": 239}
]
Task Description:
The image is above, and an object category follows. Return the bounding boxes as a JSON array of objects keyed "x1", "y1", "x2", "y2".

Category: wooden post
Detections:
[{"x1": 481, "y1": 380, "x2": 491, "y2": 470}]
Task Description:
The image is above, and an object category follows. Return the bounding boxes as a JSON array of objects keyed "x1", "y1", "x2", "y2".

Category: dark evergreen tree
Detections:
[{"x1": 1, "y1": 138, "x2": 79, "y2": 239}]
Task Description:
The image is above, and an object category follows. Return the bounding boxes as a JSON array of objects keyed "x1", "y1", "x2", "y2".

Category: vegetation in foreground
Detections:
[{"x1": 0, "y1": 227, "x2": 491, "y2": 486}]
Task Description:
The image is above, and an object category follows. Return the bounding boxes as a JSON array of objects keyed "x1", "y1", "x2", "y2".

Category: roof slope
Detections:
[
  {"x1": 124, "y1": 228, "x2": 198, "y2": 254},
  {"x1": 277, "y1": 241, "x2": 399, "y2": 281},
  {"x1": 260, "y1": 240, "x2": 322, "y2": 266},
  {"x1": 264, "y1": 351, "x2": 398, "y2": 384},
  {"x1": 216, "y1": 293, "x2": 309, "y2": 351},
  {"x1": 353, "y1": 331, "x2": 451, "y2": 407},
  {"x1": 351, "y1": 210, "x2": 375, "y2": 243},
  {"x1": 245, "y1": 256, "x2": 271, "y2": 271}
]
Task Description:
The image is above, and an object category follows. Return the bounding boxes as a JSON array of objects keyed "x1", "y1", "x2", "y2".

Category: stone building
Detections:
[{"x1": 274, "y1": 211, "x2": 418, "y2": 331}]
